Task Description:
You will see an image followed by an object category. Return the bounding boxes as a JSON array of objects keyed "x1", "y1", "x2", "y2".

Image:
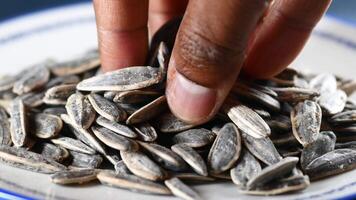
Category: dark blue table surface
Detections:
[{"x1": 0, "y1": 0, "x2": 355, "y2": 23}]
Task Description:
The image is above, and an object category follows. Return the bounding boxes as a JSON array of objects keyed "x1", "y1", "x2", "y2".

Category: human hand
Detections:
[{"x1": 93, "y1": 0, "x2": 331, "y2": 124}]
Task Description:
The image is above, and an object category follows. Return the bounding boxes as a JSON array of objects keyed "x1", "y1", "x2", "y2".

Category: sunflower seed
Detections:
[
  {"x1": 114, "y1": 160, "x2": 131, "y2": 174},
  {"x1": 13, "y1": 66, "x2": 50, "y2": 95},
  {"x1": 45, "y1": 75, "x2": 81, "y2": 88},
  {"x1": 230, "y1": 150, "x2": 261, "y2": 189},
  {"x1": 97, "y1": 170, "x2": 171, "y2": 195},
  {"x1": 329, "y1": 110, "x2": 356, "y2": 125},
  {"x1": 113, "y1": 90, "x2": 160, "y2": 104},
  {"x1": 241, "y1": 131, "x2": 282, "y2": 165},
  {"x1": 133, "y1": 123, "x2": 157, "y2": 142},
  {"x1": 20, "y1": 92, "x2": 44, "y2": 107},
  {"x1": 9, "y1": 98, "x2": 27, "y2": 147},
  {"x1": 70, "y1": 151, "x2": 103, "y2": 169},
  {"x1": 171, "y1": 144, "x2": 207, "y2": 176},
  {"x1": 51, "y1": 169, "x2": 97, "y2": 185},
  {"x1": 241, "y1": 175, "x2": 309, "y2": 195},
  {"x1": 291, "y1": 100, "x2": 322, "y2": 147},
  {"x1": 246, "y1": 157, "x2": 299, "y2": 190},
  {"x1": 266, "y1": 114, "x2": 291, "y2": 132},
  {"x1": 174, "y1": 173, "x2": 215, "y2": 182},
  {"x1": 139, "y1": 142, "x2": 187, "y2": 171},
  {"x1": 96, "y1": 116, "x2": 137, "y2": 138},
  {"x1": 120, "y1": 150, "x2": 167, "y2": 181},
  {"x1": 52, "y1": 137, "x2": 96, "y2": 155},
  {"x1": 232, "y1": 82, "x2": 280, "y2": 112},
  {"x1": 66, "y1": 93, "x2": 96, "y2": 129},
  {"x1": 208, "y1": 123, "x2": 241, "y2": 174},
  {"x1": 227, "y1": 104, "x2": 270, "y2": 138},
  {"x1": 43, "y1": 107, "x2": 67, "y2": 116},
  {"x1": 30, "y1": 113, "x2": 63, "y2": 139},
  {"x1": 165, "y1": 177, "x2": 201, "y2": 200},
  {"x1": 335, "y1": 141, "x2": 356, "y2": 149},
  {"x1": 37, "y1": 143, "x2": 69, "y2": 163},
  {"x1": 43, "y1": 84, "x2": 76, "y2": 105},
  {"x1": 88, "y1": 93, "x2": 127, "y2": 122},
  {"x1": 318, "y1": 89, "x2": 347, "y2": 115},
  {"x1": 157, "y1": 112, "x2": 195, "y2": 133},
  {"x1": 61, "y1": 114, "x2": 106, "y2": 154},
  {"x1": 172, "y1": 128, "x2": 216, "y2": 148},
  {"x1": 91, "y1": 125, "x2": 138, "y2": 152},
  {"x1": 309, "y1": 73, "x2": 337, "y2": 94},
  {"x1": 305, "y1": 149, "x2": 356, "y2": 180},
  {"x1": 0, "y1": 114, "x2": 11, "y2": 146},
  {"x1": 103, "y1": 91, "x2": 117, "y2": 101},
  {"x1": 272, "y1": 87, "x2": 319, "y2": 102},
  {"x1": 300, "y1": 131, "x2": 336, "y2": 170},
  {"x1": 126, "y1": 95, "x2": 167, "y2": 124},
  {"x1": 77, "y1": 66, "x2": 162, "y2": 92},
  {"x1": 0, "y1": 145, "x2": 66, "y2": 173},
  {"x1": 49, "y1": 51, "x2": 100, "y2": 76}
]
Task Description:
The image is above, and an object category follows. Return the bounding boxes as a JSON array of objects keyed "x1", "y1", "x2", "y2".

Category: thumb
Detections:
[{"x1": 166, "y1": 0, "x2": 268, "y2": 124}]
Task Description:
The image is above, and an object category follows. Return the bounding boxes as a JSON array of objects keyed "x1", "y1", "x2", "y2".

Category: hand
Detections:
[{"x1": 93, "y1": 0, "x2": 331, "y2": 124}]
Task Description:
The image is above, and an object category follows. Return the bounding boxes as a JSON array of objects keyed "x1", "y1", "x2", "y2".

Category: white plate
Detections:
[{"x1": 0, "y1": 2, "x2": 356, "y2": 200}]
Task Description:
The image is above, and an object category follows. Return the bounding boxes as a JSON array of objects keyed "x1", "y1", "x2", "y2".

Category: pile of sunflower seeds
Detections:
[{"x1": 1, "y1": 18, "x2": 356, "y2": 200}]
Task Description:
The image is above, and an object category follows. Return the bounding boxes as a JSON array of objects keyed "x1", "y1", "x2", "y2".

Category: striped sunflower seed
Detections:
[
  {"x1": 305, "y1": 148, "x2": 356, "y2": 180},
  {"x1": 172, "y1": 128, "x2": 216, "y2": 148},
  {"x1": 291, "y1": 100, "x2": 322, "y2": 147},
  {"x1": 52, "y1": 137, "x2": 96, "y2": 155},
  {"x1": 230, "y1": 149, "x2": 261, "y2": 189},
  {"x1": 70, "y1": 151, "x2": 103, "y2": 169},
  {"x1": 96, "y1": 116, "x2": 137, "y2": 138},
  {"x1": 76, "y1": 66, "x2": 162, "y2": 92},
  {"x1": 126, "y1": 95, "x2": 167, "y2": 124},
  {"x1": 91, "y1": 125, "x2": 138, "y2": 152},
  {"x1": 13, "y1": 65, "x2": 50, "y2": 95},
  {"x1": 241, "y1": 131, "x2": 282, "y2": 165},
  {"x1": 165, "y1": 177, "x2": 201, "y2": 200},
  {"x1": 227, "y1": 104, "x2": 270, "y2": 138},
  {"x1": 171, "y1": 144, "x2": 208, "y2": 176},
  {"x1": 0, "y1": 145, "x2": 66, "y2": 174},
  {"x1": 30, "y1": 113, "x2": 63, "y2": 139},
  {"x1": 9, "y1": 98, "x2": 27, "y2": 147},
  {"x1": 88, "y1": 93, "x2": 127, "y2": 122},
  {"x1": 49, "y1": 50, "x2": 100, "y2": 76},
  {"x1": 133, "y1": 123, "x2": 157, "y2": 142},
  {"x1": 246, "y1": 157, "x2": 299, "y2": 190},
  {"x1": 43, "y1": 84, "x2": 76, "y2": 105},
  {"x1": 157, "y1": 112, "x2": 195, "y2": 133},
  {"x1": 97, "y1": 170, "x2": 171, "y2": 195},
  {"x1": 120, "y1": 150, "x2": 167, "y2": 181},
  {"x1": 51, "y1": 169, "x2": 98, "y2": 185},
  {"x1": 66, "y1": 93, "x2": 96, "y2": 129},
  {"x1": 208, "y1": 123, "x2": 241, "y2": 174},
  {"x1": 139, "y1": 142, "x2": 187, "y2": 171}
]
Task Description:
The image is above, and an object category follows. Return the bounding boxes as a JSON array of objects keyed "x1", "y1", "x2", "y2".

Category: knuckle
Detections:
[
  {"x1": 173, "y1": 26, "x2": 245, "y2": 86},
  {"x1": 176, "y1": 26, "x2": 244, "y2": 75}
]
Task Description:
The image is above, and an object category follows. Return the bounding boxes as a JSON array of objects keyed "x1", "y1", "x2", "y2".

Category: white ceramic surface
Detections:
[{"x1": 0, "y1": 2, "x2": 355, "y2": 200}]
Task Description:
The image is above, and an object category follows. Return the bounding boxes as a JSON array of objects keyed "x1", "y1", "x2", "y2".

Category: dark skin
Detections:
[{"x1": 93, "y1": 0, "x2": 332, "y2": 124}]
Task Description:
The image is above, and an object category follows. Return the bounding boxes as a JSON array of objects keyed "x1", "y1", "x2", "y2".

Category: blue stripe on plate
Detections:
[{"x1": 0, "y1": 188, "x2": 35, "y2": 200}]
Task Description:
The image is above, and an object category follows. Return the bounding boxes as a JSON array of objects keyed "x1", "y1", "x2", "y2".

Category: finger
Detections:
[
  {"x1": 243, "y1": 0, "x2": 332, "y2": 78},
  {"x1": 149, "y1": 0, "x2": 188, "y2": 36},
  {"x1": 166, "y1": 0, "x2": 269, "y2": 124},
  {"x1": 93, "y1": 0, "x2": 149, "y2": 71}
]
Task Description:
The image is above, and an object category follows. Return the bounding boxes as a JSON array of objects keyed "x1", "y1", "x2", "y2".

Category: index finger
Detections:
[{"x1": 93, "y1": 0, "x2": 149, "y2": 71}]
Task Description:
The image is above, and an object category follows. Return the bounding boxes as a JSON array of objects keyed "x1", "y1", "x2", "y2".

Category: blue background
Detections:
[{"x1": 0, "y1": 0, "x2": 355, "y2": 23}]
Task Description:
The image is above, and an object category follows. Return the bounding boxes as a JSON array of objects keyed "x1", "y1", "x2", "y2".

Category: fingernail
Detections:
[{"x1": 167, "y1": 71, "x2": 217, "y2": 124}]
